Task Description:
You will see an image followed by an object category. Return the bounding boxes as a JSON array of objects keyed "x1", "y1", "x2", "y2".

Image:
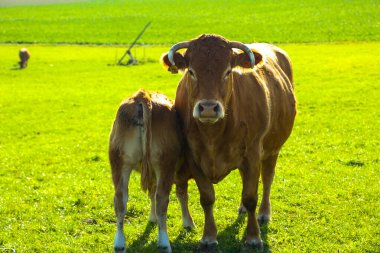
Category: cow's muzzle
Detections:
[{"x1": 193, "y1": 99, "x2": 225, "y2": 124}]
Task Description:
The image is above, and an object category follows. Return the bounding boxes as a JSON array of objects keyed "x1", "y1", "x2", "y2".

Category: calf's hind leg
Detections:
[
  {"x1": 176, "y1": 181, "x2": 195, "y2": 229},
  {"x1": 155, "y1": 163, "x2": 175, "y2": 253},
  {"x1": 112, "y1": 165, "x2": 133, "y2": 253}
]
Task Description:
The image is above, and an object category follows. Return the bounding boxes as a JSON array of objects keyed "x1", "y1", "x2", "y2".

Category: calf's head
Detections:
[{"x1": 161, "y1": 34, "x2": 262, "y2": 124}]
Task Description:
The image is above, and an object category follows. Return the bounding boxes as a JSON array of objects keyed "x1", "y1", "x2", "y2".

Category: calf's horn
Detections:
[
  {"x1": 168, "y1": 41, "x2": 191, "y2": 66},
  {"x1": 229, "y1": 41, "x2": 255, "y2": 68}
]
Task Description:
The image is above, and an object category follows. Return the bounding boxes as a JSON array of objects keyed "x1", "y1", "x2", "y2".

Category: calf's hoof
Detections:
[
  {"x1": 183, "y1": 220, "x2": 196, "y2": 231},
  {"x1": 114, "y1": 246, "x2": 126, "y2": 253},
  {"x1": 198, "y1": 240, "x2": 218, "y2": 252},
  {"x1": 257, "y1": 214, "x2": 270, "y2": 225},
  {"x1": 245, "y1": 238, "x2": 264, "y2": 253},
  {"x1": 157, "y1": 245, "x2": 172, "y2": 253}
]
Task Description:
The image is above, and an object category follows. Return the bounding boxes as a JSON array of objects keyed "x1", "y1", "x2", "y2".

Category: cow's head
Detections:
[{"x1": 161, "y1": 34, "x2": 262, "y2": 124}]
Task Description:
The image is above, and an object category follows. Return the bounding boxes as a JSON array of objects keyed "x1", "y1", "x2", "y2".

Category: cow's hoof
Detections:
[
  {"x1": 198, "y1": 240, "x2": 218, "y2": 252},
  {"x1": 238, "y1": 205, "x2": 247, "y2": 214},
  {"x1": 257, "y1": 214, "x2": 270, "y2": 225},
  {"x1": 245, "y1": 239, "x2": 263, "y2": 252},
  {"x1": 114, "y1": 246, "x2": 126, "y2": 253},
  {"x1": 157, "y1": 245, "x2": 172, "y2": 253}
]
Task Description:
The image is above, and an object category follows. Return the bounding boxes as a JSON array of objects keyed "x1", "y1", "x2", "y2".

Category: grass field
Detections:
[
  {"x1": 0, "y1": 0, "x2": 379, "y2": 44},
  {"x1": 1, "y1": 0, "x2": 380, "y2": 252},
  {"x1": 1, "y1": 43, "x2": 379, "y2": 252}
]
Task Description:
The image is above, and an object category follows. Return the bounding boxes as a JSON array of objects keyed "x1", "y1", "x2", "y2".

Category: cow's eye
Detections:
[
  {"x1": 188, "y1": 69, "x2": 195, "y2": 76},
  {"x1": 224, "y1": 70, "x2": 231, "y2": 79}
]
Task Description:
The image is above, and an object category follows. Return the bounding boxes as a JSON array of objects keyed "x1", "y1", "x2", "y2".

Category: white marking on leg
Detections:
[
  {"x1": 158, "y1": 226, "x2": 171, "y2": 253},
  {"x1": 113, "y1": 167, "x2": 132, "y2": 252},
  {"x1": 114, "y1": 228, "x2": 126, "y2": 252}
]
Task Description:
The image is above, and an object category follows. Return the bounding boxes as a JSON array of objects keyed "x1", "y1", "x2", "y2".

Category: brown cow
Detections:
[
  {"x1": 109, "y1": 89, "x2": 195, "y2": 253},
  {"x1": 161, "y1": 34, "x2": 296, "y2": 251},
  {"x1": 19, "y1": 48, "x2": 30, "y2": 69}
]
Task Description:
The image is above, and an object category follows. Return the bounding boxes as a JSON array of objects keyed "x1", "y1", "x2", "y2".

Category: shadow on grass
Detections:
[
  {"x1": 126, "y1": 222, "x2": 157, "y2": 253},
  {"x1": 218, "y1": 214, "x2": 272, "y2": 253},
  {"x1": 124, "y1": 215, "x2": 271, "y2": 253},
  {"x1": 171, "y1": 227, "x2": 199, "y2": 253}
]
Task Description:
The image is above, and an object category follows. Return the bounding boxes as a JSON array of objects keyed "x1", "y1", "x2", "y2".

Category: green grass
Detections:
[
  {"x1": 1, "y1": 0, "x2": 379, "y2": 251},
  {"x1": 0, "y1": 42, "x2": 379, "y2": 252},
  {"x1": 0, "y1": 0, "x2": 379, "y2": 44}
]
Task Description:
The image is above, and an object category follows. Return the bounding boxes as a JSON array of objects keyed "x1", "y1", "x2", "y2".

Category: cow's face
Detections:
[{"x1": 162, "y1": 34, "x2": 262, "y2": 124}]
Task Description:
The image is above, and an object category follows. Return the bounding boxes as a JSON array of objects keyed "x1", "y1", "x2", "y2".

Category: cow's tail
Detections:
[{"x1": 136, "y1": 91, "x2": 155, "y2": 193}]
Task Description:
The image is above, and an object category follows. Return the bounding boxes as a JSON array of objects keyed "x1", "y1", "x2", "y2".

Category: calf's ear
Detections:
[
  {"x1": 232, "y1": 49, "x2": 263, "y2": 69},
  {"x1": 160, "y1": 52, "x2": 188, "y2": 74}
]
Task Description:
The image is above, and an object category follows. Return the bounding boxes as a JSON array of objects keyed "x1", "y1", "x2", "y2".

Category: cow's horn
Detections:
[
  {"x1": 230, "y1": 41, "x2": 255, "y2": 68},
  {"x1": 168, "y1": 41, "x2": 190, "y2": 66}
]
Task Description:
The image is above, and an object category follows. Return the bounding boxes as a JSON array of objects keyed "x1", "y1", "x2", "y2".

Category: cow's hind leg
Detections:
[
  {"x1": 240, "y1": 154, "x2": 263, "y2": 252},
  {"x1": 258, "y1": 153, "x2": 279, "y2": 225},
  {"x1": 176, "y1": 181, "x2": 195, "y2": 229},
  {"x1": 149, "y1": 188, "x2": 157, "y2": 223},
  {"x1": 155, "y1": 165, "x2": 175, "y2": 253},
  {"x1": 113, "y1": 165, "x2": 133, "y2": 253}
]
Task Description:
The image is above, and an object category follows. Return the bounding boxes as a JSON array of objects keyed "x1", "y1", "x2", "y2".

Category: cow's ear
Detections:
[
  {"x1": 232, "y1": 49, "x2": 263, "y2": 69},
  {"x1": 160, "y1": 52, "x2": 188, "y2": 74}
]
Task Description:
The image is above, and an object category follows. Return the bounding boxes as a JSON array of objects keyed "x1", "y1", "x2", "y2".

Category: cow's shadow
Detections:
[
  {"x1": 125, "y1": 222, "x2": 157, "y2": 253},
  {"x1": 125, "y1": 214, "x2": 271, "y2": 253},
  {"x1": 217, "y1": 214, "x2": 272, "y2": 253},
  {"x1": 125, "y1": 221, "x2": 199, "y2": 253}
]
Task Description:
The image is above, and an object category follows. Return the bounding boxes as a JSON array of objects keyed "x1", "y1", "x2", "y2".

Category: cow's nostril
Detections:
[
  {"x1": 198, "y1": 104, "x2": 204, "y2": 112},
  {"x1": 213, "y1": 104, "x2": 220, "y2": 113}
]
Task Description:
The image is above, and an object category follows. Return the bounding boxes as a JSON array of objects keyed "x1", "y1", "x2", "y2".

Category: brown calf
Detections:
[
  {"x1": 109, "y1": 89, "x2": 195, "y2": 253},
  {"x1": 161, "y1": 34, "x2": 296, "y2": 251},
  {"x1": 19, "y1": 48, "x2": 30, "y2": 69}
]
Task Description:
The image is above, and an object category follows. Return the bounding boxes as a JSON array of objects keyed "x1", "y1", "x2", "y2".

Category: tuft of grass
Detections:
[
  {"x1": 0, "y1": 42, "x2": 379, "y2": 252},
  {"x1": 0, "y1": 0, "x2": 379, "y2": 45}
]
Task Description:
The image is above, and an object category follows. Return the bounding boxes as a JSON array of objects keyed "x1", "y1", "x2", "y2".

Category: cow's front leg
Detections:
[
  {"x1": 240, "y1": 156, "x2": 263, "y2": 252},
  {"x1": 192, "y1": 169, "x2": 217, "y2": 250}
]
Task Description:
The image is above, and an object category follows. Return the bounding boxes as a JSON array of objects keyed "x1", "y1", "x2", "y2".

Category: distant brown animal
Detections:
[
  {"x1": 109, "y1": 89, "x2": 195, "y2": 253},
  {"x1": 161, "y1": 34, "x2": 296, "y2": 251},
  {"x1": 19, "y1": 48, "x2": 30, "y2": 69}
]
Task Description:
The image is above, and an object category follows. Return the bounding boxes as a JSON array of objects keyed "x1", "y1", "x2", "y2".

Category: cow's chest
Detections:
[{"x1": 189, "y1": 134, "x2": 246, "y2": 183}]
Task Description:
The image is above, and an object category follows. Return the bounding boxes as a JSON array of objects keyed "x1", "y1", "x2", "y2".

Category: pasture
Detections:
[{"x1": 0, "y1": 0, "x2": 379, "y2": 252}]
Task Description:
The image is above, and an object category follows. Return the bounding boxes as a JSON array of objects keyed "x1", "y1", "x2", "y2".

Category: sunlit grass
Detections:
[
  {"x1": 0, "y1": 42, "x2": 379, "y2": 252},
  {"x1": 0, "y1": 0, "x2": 379, "y2": 44}
]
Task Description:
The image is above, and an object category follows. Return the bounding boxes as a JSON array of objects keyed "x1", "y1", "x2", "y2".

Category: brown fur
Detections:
[
  {"x1": 109, "y1": 89, "x2": 194, "y2": 253},
  {"x1": 162, "y1": 34, "x2": 296, "y2": 251},
  {"x1": 19, "y1": 48, "x2": 30, "y2": 69}
]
